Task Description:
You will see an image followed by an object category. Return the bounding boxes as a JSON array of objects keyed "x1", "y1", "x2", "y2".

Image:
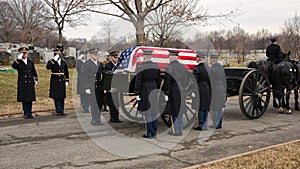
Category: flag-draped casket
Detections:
[
  {"x1": 104, "y1": 46, "x2": 198, "y2": 92},
  {"x1": 114, "y1": 46, "x2": 198, "y2": 72}
]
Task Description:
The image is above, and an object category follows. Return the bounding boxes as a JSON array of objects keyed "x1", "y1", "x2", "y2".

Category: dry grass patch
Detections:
[{"x1": 196, "y1": 141, "x2": 300, "y2": 169}]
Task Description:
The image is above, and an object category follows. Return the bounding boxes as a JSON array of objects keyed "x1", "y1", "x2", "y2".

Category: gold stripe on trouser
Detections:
[
  {"x1": 143, "y1": 114, "x2": 148, "y2": 135},
  {"x1": 52, "y1": 73, "x2": 64, "y2": 75},
  {"x1": 170, "y1": 115, "x2": 175, "y2": 134}
]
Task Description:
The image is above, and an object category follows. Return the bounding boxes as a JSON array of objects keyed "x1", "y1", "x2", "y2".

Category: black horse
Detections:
[{"x1": 273, "y1": 51, "x2": 298, "y2": 113}]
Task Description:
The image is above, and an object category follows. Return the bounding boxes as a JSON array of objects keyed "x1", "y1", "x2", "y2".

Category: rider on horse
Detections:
[{"x1": 266, "y1": 36, "x2": 282, "y2": 65}]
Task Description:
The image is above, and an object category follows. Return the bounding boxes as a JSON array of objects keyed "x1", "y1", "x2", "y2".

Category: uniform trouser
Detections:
[
  {"x1": 107, "y1": 92, "x2": 119, "y2": 121},
  {"x1": 144, "y1": 112, "x2": 158, "y2": 138},
  {"x1": 198, "y1": 110, "x2": 208, "y2": 129},
  {"x1": 80, "y1": 94, "x2": 89, "y2": 112},
  {"x1": 212, "y1": 108, "x2": 223, "y2": 128},
  {"x1": 22, "y1": 102, "x2": 32, "y2": 117},
  {"x1": 91, "y1": 105, "x2": 101, "y2": 123},
  {"x1": 54, "y1": 99, "x2": 64, "y2": 114},
  {"x1": 172, "y1": 114, "x2": 183, "y2": 134}
]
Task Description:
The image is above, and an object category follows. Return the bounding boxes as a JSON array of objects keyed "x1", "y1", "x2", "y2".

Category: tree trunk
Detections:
[
  {"x1": 135, "y1": 17, "x2": 146, "y2": 46},
  {"x1": 58, "y1": 28, "x2": 63, "y2": 44}
]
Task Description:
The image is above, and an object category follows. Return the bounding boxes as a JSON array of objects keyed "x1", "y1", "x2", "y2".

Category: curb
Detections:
[
  {"x1": 0, "y1": 108, "x2": 75, "y2": 120},
  {"x1": 184, "y1": 139, "x2": 300, "y2": 169}
]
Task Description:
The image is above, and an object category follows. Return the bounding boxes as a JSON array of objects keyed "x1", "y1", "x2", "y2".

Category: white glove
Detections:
[
  {"x1": 136, "y1": 95, "x2": 141, "y2": 101},
  {"x1": 17, "y1": 53, "x2": 23, "y2": 60},
  {"x1": 54, "y1": 54, "x2": 60, "y2": 61},
  {"x1": 191, "y1": 92, "x2": 196, "y2": 98},
  {"x1": 85, "y1": 89, "x2": 91, "y2": 95},
  {"x1": 165, "y1": 96, "x2": 169, "y2": 101},
  {"x1": 65, "y1": 82, "x2": 69, "y2": 87},
  {"x1": 34, "y1": 80, "x2": 37, "y2": 85}
]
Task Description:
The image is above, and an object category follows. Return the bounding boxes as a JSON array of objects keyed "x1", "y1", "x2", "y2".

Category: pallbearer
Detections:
[
  {"x1": 12, "y1": 47, "x2": 38, "y2": 119},
  {"x1": 162, "y1": 50, "x2": 188, "y2": 136},
  {"x1": 46, "y1": 48, "x2": 69, "y2": 116},
  {"x1": 135, "y1": 50, "x2": 161, "y2": 139}
]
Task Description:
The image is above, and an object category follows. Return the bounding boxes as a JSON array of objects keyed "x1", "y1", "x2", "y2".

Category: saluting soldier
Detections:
[
  {"x1": 46, "y1": 48, "x2": 69, "y2": 116},
  {"x1": 266, "y1": 36, "x2": 282, "y2": 65},
  {"x1": 103, "y1": 51, "x2": 121, "y2": 123},
  {"x1": 135, "y1": 50, "x2": 161, "y2": 139},
  {"x1": 81, "y1": 49, "x2": 104, "y2": 125},
  {"x1": 193, "y1": 54, "x2": 211, "y2": 131},
  {"x1": 75, "y1": 51, "x2": 89, "y2": 114},
  {"x1": 12, "y1": 47, "x2": 38, "y2": 119},
  {"x1": 162, "y1": 50, "x2": 188, "y2": 136}
]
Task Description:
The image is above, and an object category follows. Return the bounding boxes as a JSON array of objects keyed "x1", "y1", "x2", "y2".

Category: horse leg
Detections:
[
  {"x1": 295, "y1": 87, "x2": 299, "y2": 110},
  {"x1": 285, "y1": 85, "x2": 292, "y2": 114},
  {"x1": 281, "y1": 87, "x2": 286, "y2": 108}
]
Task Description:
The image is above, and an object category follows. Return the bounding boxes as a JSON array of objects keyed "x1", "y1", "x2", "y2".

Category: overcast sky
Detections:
[{"x1": 64, "y1": 0, "x2": 300, "y2": 40}]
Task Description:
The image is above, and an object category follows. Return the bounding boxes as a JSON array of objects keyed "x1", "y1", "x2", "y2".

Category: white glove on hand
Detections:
[
  {"x1": 191, "y1": 92, "x2": 196, "y2": 98},
  {"x1": 165, "y1": 96, "x2": 169, "y2": 101},
  {"x1": 34, "y1": 80, "x2": 37, "y2": 85},
  {"x1": 65, "y1": 82, "x2": 69, "y2": 87},
  {"x1": 136, "y1": 95, "x2": 141, "y2": 101},
  {"x1": 85, "y1": 89, "x2": 91, "y2": 95},
  {"x1": 17, "y1": 53, "x2": 23, "y2": 60},
  {"x1": 54, "y1": 54, "x2": 60, "y2": 61}
]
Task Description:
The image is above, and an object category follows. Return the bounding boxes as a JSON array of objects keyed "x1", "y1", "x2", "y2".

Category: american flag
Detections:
[{"x1": 113, "y1": 46, "x2": 197, "y2": 72}]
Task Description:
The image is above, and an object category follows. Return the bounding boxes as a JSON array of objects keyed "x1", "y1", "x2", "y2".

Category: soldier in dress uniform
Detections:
[
  {"x1": 75, "y1": 51, "x2": 89, "y2": 113},
  {"x1": 162, "y1": 50, "x2": 188, "y2": 136},
  {"x1": 193, "y1": 54, "x2": 211, "y2": 131},
  {"x1": 209, "y1": 54, "x2": 226, "y2": 129},
  {"x1": 266, "y1": 36, "x2": 282, "y2": 65},
  {"x1": 12, "y1": 47, "x2": 38, "y2": 119},
  {"x1": 102, "y1": 50, "x2": 122, "y2": 123},
  {"x1": 46, "y1": 48, "x2": 69, "y2": 116},
  {"x1": 135, "y1": 50, "x2": 161, "y2": 139},
  {"x1": 81, "y1": 48, "x2": 104, "y2": 125}
]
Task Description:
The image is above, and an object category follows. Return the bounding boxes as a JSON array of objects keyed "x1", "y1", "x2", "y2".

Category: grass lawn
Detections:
[
  {"x1": 0, "y1": 64, "x2": 75, "y2": 116},
  {"x1": 197, "y1": 141, "x2": 300, "y2": 169}
]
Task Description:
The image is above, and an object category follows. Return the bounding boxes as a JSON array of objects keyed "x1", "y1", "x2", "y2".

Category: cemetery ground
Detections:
[{"x1": 0, "y1": 63, "x2": 299, "y2": 168}]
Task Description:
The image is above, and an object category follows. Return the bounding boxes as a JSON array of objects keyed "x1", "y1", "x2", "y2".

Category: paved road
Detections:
[{"x1": 0, "y1": 97, "x2": 300, "y2": 169}]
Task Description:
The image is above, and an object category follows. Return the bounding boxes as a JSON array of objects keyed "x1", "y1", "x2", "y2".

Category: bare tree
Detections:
[
  {"x1": 0, "y1": 1, "x2": 18, "y2": 43},
  {"x1": 88, "y1": 0, "x2": 175, "y2": 46},
  {"x1": 281, "y1": 13, "x2": 300, "y2": 58},
  {"x1": 99, "y1": 19, "x2": 117, "y2": 50},
  {"x1": 88, "y1": 0, "x2": 239, "y2": 46},
  {"x1": 43, "y1": 0, "x2": 92, "y2": 44},
  {"x1": 9, "y1": 0, "x2": 51, "y2": 45}
]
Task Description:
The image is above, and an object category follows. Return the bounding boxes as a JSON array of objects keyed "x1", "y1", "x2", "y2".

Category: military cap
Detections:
[
  {"x1": 142, "y1": 50, "x2": 153, "y2": 56},
  {"x1": 168, "y1": 50, "x2": 179, "y2": 56},
  {"x1": 53, "y1": 48, "x2": 61, "y2": 54},
  {"x1": 196, "y1": 51, "x2": 206, "y2": 58},
  {"x1": 109, "y1": 50, "x2": 119, "y2": 57},
  {"x1": 18, "y1": 47, "x2": 28, "y2": 53},
  {"x1": 89, "y1": 48, "x2": 99, "y2": 55},
  {"x1": 209, "y1": 54, "x2": 219, "y2": 59},
  {"x1": 56, "y1": 44, "x2": 64, "y2": 52},
  {"x1": 270, "y1": 36, "x2": 278, "y2": 42}
]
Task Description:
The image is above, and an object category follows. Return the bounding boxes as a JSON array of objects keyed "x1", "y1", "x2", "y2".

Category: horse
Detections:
[{"x1": 273, "y1": 51, "x2": 298, "y2": 113}]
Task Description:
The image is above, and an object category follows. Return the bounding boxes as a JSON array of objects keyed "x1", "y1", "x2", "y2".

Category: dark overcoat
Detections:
[
  {"x1": 75, "y1": 60, "x2": 85, "y2": 94},
  {"x1": 135, "y1": 61, "x2": 161, "y2": 113},
  {"x1": 193, "y1": 62, "x2": 211, "y2": 111},
  {"x1": 162, "y1": 60, "x2": 188, "y2": 116},
  {"x1": 266, "y1": 44, "x2": 282, "y2": 64},
  {"x1": 12, "y1": 59, "x2": 37, "y2": 102},
  {"x1": 81, "y1": 59, "x2": 103, "y2": 106},
  {"x1": 102, "y1": 61, "x2": 119, "y2": 108},
  {"x1": 46, "y1": 59, "x2": 69, "y2": 99},
  {"x1": 210, "y1": 62, "x2": 227, "y2": 109}
]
